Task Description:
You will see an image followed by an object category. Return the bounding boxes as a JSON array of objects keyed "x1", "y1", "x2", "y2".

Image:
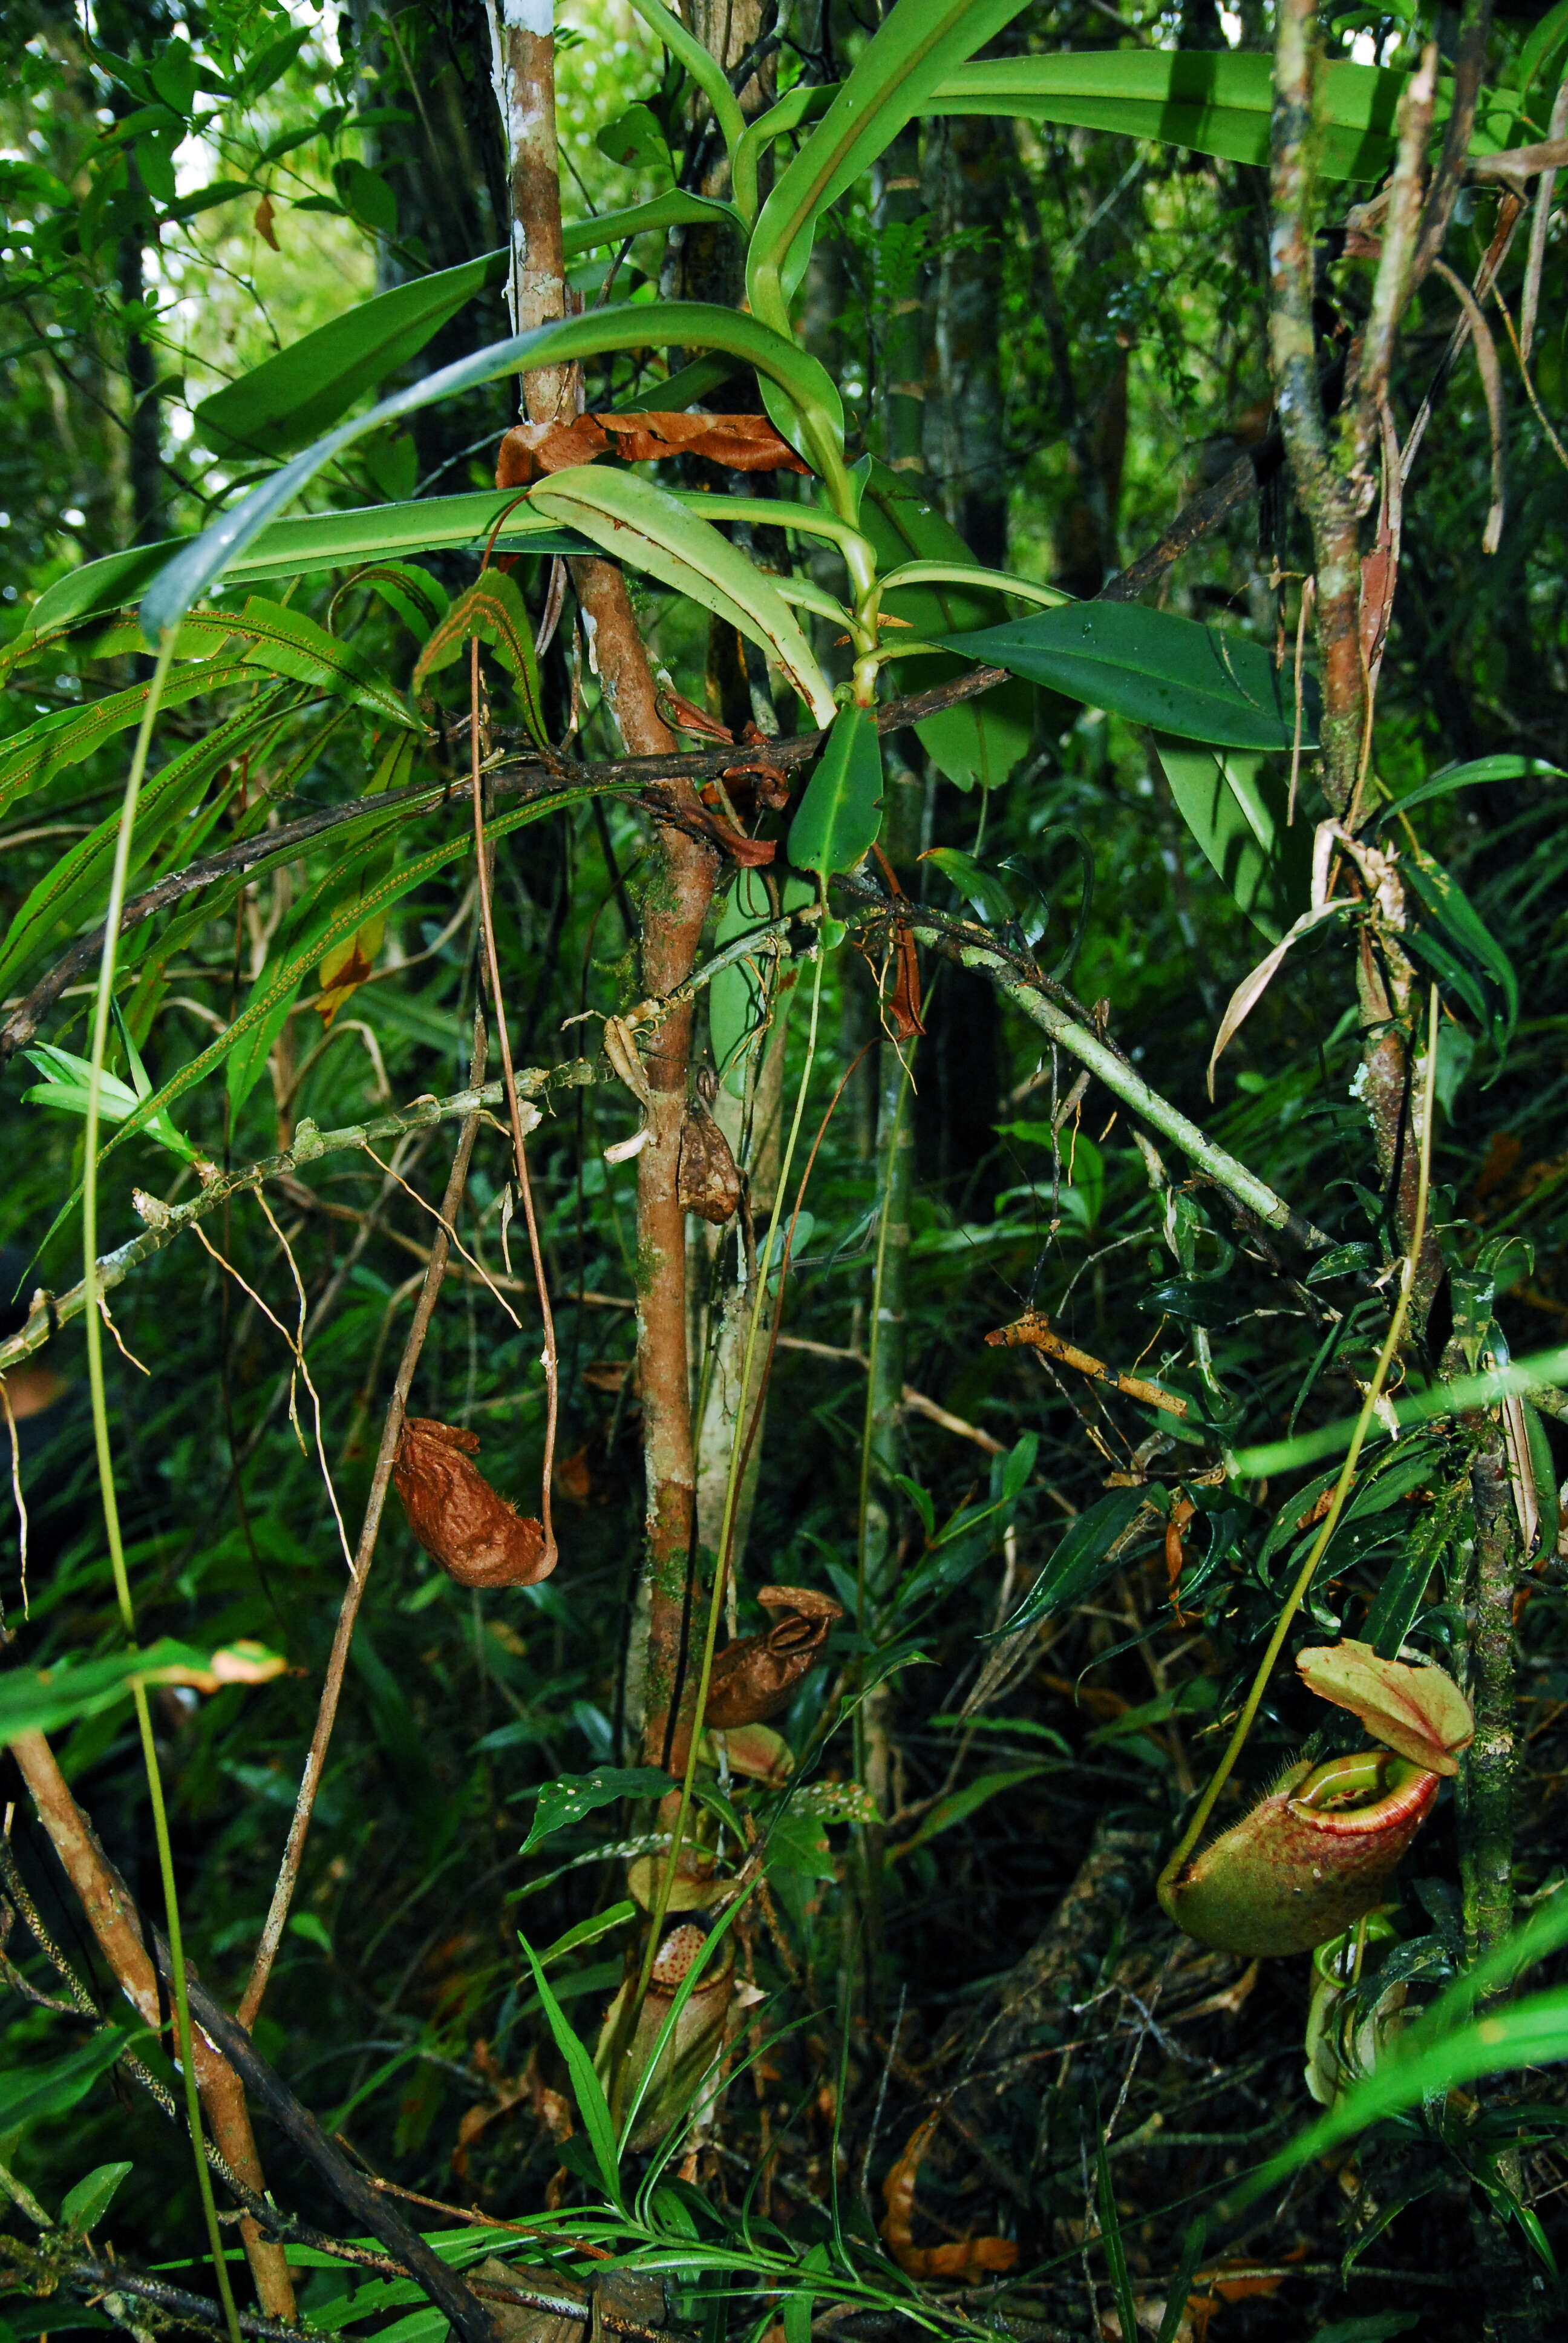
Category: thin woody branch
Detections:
[{"x1": 7, "y1": 1732, "x2": 294, "y2": 2320}]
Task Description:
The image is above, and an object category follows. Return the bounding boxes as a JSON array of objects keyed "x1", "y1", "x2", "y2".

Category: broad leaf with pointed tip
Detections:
[
  {"x1": 936, "y1": 602, "x2": 1315, "y2": 753},
  {"x1": 787, "y1": 705, "x2": 884, "y2": 878}
]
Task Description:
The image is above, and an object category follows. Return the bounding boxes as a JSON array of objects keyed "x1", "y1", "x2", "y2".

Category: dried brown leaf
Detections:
[{"x1": 393, "y1": 1417, "x2": 554, "y2": 1588}]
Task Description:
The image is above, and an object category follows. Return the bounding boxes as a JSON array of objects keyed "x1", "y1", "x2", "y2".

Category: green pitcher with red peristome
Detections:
[{"x1": 1160, "y1": 1641, "x2": 1474, "y2": 1958}]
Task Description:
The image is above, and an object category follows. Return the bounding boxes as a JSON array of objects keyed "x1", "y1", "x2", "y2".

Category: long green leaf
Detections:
[
  {"x1": 526, "y1": 468, "x2": 836, "y2": 723},
  {"x1": 1242, "y1": 1979, "x2": 1568, "y2": 2206},
  {"x1": 1378, "y1": 753, "x2": 1565, "y2": 822},
  {"x1": 518, "y1": 1933, "x2": 623, "y2": 2205},
  {"x1": 140, "y1": 304, "x2": 846, "y2": 640},
  {"x1": 233, "y1": 595, "x2": 418, "y2": 729},
  {"x1": 1156, "y1": 738, "x2": 1312, "y2": 941},
  {"x1": 0, "y1": 693, "x2": 290, "y2": 1001},
  {"x1": 0, "y1": 664, "x2": 258, "y2": 822},
  {"x1": 25, "y1": 496, "x2": 585, "y2": 641},
  {"x1": 194, "y1": 249, "x2": 509, "y2": 458},
  {"x1": 982, "y1": 1486, "x2": 1152, "y2": 1637},
  {"x1": 747, "y1": 0, "x2": 1032, "y2": 329},
  {"x1": 0, "y1": 2029, "x2": 142, "y2": 2138},
  {"x1": 858, "y1": 460, "x2": 1034, "y2": 791},
  {"x1": 787, "y1": 705, "x2": 884, "y2": 876},
  {"x1": 937, "y1": 602, "x2": 1316, "y2": 753},
  {"x1": 930, "y1": 53, "x2": 1520, "y2": 180},
  {"x1": 564, "y1": 189, "x2": 741, "y2": 254}
]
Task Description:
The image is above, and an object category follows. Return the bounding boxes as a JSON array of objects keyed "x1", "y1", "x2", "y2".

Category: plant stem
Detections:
[
  {"x1": 1160, "y1": 988, "x2": 1440, "y2": 1895},
  {"x1": 76, "y1": 634, "x2": 243, "y2": 2343},
  {"x1": 1460, "y1": 1425, "x2": 1518, "y2": 1970}
]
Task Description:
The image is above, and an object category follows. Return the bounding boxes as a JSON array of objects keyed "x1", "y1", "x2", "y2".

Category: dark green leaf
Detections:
[
  {"x1": 521, "y1": 1768, "x2": 672, "y2": 1856},
  {"x1": 787, "y1": 705, "x2": 883, "y2": 879},
  {"x1": 144, "y1": 303, "x2": 845, "y2": 639},
  {"x1": 1379, "y1": 754, "x2": 1565, "y2": 823},
  {"x1": 938, "y1": 604, "x2": 1315, "y2": 752},
  {"x1": 595, "y1": 104, "x2": 673, "y2": 177},
  {"x1": 857, "y1": 460, "x2": 1033, "y2": 790},
  {"x1": 0, "y1": 2031, "x2": 142, "y2": 2137},
  {"x1": 982, "y1": 1486, "x2": 1152, "y2": 1637},
  {"x1": 1156, "y1": 738, "x2": 1312, "y2": 941},
  {"x1": 60, "y1": 2163, "x2": 134, "y2": 2233},
  {"x1": 517, "y1": 1935, "x2": 622, "y2": 2203}
]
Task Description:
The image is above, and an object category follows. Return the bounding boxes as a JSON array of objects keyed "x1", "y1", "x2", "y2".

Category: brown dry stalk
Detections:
[
  {"x1": 8, "y1": 1729, "x2": 295, "y2": 2320},
  {"x1": 469, "y1": 638, "x2": 559, "y2": 1565},
  {"x1": 240, "y1": 1014, "x2": 487, "y2": 2026},
  {"x1": 984, "y1": 1309, "x2": 1189, "y2": 1417}
]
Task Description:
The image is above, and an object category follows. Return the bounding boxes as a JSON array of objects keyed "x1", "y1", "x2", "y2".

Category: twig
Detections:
[
  {"x1": 156, "y1": 1935, "x2": 498, "y2": 2343},
  {"x1": 1269, "y1": 0, "x2": 1365, "y2": 814},
  {"x1": 239, "y1": 1008, "x2": 489, "y2": 2027},
  {"x1": 470, "y1": 638, "x2": 558, "y2": 1568},
  {"x1": 7, "y1": 1732, "x2": 295, "y2": 2318},
  {"x1": 1431, "y1": 258, "x2": 1508, "y2": 552},
  {"x1": 1411, "y1": 1, "x2": 1494, "y2": 287},
  {"x1": 0, "y1": 1064, "x2": 588, "y2": 1375},
  {"x1": 1520, "y1": 81, "x2": 1568, "y2": 358},
  {"x1": 984, "y1": 1311, "x2": 1189, "y2": 1417}
]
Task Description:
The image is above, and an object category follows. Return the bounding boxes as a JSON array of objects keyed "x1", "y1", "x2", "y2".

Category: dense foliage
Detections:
[{"x1": 6, "y1": 4, "x2": 1568, "y2": 2342}]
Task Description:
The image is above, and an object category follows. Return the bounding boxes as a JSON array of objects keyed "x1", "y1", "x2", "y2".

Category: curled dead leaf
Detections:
[
  {"x1": 393, "y1": 1417, "x2": 555, "y2": 1588},
  {"x1": 598, "y1": 410, "x2": 809, "y2": 473},
  {"x1": 495, "y1": 410, "x2": 809, "y2": 490},
  {"x1": 1296, "y1": 1637, "x2": 1474, "y2": 1775},
  {"x1": 705, "y1": 1584, "x2": 843, "y2": 1728},
  {"x1": 678, "y1": 1083, "x2": 742, "y2": 1224},
  {"x1": 880, "y1": 2114, "x2": 1019, "y2": 2281}
]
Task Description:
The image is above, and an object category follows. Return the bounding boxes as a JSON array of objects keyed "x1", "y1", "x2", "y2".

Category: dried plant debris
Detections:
[
  {"x1": 393, "y1": 1417, "x2": 554, "y2": 1588},
  {"x1": 678, "y1": 1076, "x2": 742, "y2": 1225},
  {"x1": 705, "y1": 1585, "x2": 843, "y2": 1728}
]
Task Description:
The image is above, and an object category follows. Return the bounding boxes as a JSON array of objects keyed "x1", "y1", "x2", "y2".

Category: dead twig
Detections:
[{"x1": 239, "y1": 1008, "x2": 489, "y2": 2028}]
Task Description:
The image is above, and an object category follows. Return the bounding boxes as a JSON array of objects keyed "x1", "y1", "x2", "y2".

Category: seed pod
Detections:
[
  {"x1": 393, "y1": 1417, "x2": 554, "y2": 1589},
  {"x1": 678, "y1": 1076, "x2": 742, "y2": 1225},
  {"x1": 1159, "y1": 1749, "x2": 1439, "y2": 1957},
  {"x1": 705, "y1": 1584, "x2": 843, "y2": 1728}
]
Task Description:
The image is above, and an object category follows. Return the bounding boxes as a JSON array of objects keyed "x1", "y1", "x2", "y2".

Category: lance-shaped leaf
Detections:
[
  {"x1": 1207, "y1": 900, "x2": 1348, "y2": 1095},
  {"x1": 0, "y1": 692, "x2": 290, "y2": 1001},
  {"x1": 32, "y1": 774, "x2": 613, "y2": 1253},
  {"x1": 0, "y1": 663, "x2": 256, "y2": 821},
  {"x1": 787, "y1": 704, "x2": 884, "y2": 878},
  {"x1": 929, "y1": 52, "x2": 1520, "y2": 180},
  {"x1": 936, "y1": 602, "x2": 1315, "y2": 753},
  {"x1": 1296, "y1": 1639, "x2": 1474, "y2": 1778},
  {"x1": 140, "y1": 304, "x2": 845, "y2": 641},
  {"x1": 22, "y1": 1040, "x2": 202, "y2": 1164},
  {"x1": 24, "y1": 494, "x2": 583, "y2": 643},
  {"x1": 746, "y1": 0, "x2": 1033, "y2": 329},
  {"x1": 413, "y1": 568, "x2": 547, "y2": 749},
  {"x1": 234, "y1": 596, "x2": 419, "y2": 729},
  {"x1": 194, "y1": 247, "x2": 511, "y2": 458},
  {"x1": 528, "y1": 468, "x2": 837, "y2": 725}
]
